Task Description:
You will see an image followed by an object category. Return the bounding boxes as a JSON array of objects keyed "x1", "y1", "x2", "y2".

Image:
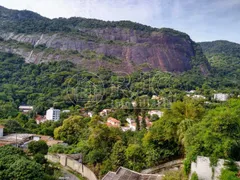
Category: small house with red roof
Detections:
[
  {"x1": 106, "y1": 117, "x2": 121, "y2": 128},
  {"x1": 35, "y1": 115, "x2": 47, "y2": 124}
]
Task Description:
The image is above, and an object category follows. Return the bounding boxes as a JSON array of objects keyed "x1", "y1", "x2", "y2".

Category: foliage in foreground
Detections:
[{"x1": 0, "y1": 146, "x2": 58, "y2": 180}]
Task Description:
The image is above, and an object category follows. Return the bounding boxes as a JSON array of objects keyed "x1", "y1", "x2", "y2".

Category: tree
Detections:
[
  {"x1": 125, "y1": 144, "x2": 145, "y2": 171},
  {"x1": 6, "y1": 158, "x2": 44, "y2": 180},
  {"x1": 33, "y1": 153, "x2": 47, "y2": 164},
  {"x1": 86, "y1": 149, "x2": 105, "y2": 166},
  {"x1": 4, "y1": 120, "x2": 24, "y2": 133},
  {"x1": 28, "y1": 140, "x2": 48, "y2": 155},
  {"x1": 0, "y1": 146, "x2": 46, "y2": 180},
  {"x1": 54, "y1": 116, "x2": 89, "y2": 144},
  {"x1": 109, "y1": 140, "x2": 126, "y2": 170},
  {"x1": 184, "y1": 99, "x2": 240, "y2": 165}
]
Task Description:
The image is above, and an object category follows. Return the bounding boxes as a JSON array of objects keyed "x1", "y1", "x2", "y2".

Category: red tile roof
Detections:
[{"x1": 107, "y1": 117, "x2": 120, "y2": 123}]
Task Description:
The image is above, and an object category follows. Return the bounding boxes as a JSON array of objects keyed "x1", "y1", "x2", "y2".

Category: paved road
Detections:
[{"x1": 59, "y1": 167, "x2": 80, "y2": 180}]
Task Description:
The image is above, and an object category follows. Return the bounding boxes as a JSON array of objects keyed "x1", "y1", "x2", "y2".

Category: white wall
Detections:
[
  {"x1": 190, "y1": 156, "x2": 232, "y2": 180},
  {"x1": 0, "y1": 128, "x2": 3, "y2": 137}
]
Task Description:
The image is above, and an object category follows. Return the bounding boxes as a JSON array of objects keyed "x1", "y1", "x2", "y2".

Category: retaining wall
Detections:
[{"x1": 46, "y1": 154, "x2": 98, "y2": 180}]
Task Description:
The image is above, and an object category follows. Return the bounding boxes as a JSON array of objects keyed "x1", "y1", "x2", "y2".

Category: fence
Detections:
[{"x1": 46, "y1": 154, "x2": 98, "y2": 180}]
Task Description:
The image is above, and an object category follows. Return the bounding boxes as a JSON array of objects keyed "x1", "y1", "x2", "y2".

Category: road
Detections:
[{"x1": 59, "y1": 167, "x2": 81, "y2": 180}]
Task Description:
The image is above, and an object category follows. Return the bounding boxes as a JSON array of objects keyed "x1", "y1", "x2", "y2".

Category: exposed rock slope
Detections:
[{"x1": 0, "y1": 5, "x2": 209, "y2": 73}]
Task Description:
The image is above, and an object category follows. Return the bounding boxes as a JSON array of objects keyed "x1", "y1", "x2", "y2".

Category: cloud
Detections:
[{"x1": 0, "y1": 0, "x2": 239, "y2": 43}]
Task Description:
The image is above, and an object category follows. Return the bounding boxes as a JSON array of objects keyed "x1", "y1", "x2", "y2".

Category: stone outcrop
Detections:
[{"x1": 0, "y1": 6, "x2": 210, "y2": 74}]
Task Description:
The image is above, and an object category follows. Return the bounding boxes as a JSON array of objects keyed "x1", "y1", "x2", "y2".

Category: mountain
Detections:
[
  {"x1": 0, "y1": 6, "x2": 209, "y2": 74},
  {"x1": 199, "y1": 40, "x2": 240, "y2": 57},
  {"x1": 199, "y1": 40, "x2": 240, "y2": 78}
]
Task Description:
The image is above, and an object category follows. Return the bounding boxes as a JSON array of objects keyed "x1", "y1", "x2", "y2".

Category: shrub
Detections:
[
  {"x1": 220, "y1": 169, "x2": 239, "y2": 180},
  {"x1": 191, "y1": 172, "x2": 198, "y2": 180},
  {"x1": 28, "y1": 140, "x2": 48, "y2": 155}
]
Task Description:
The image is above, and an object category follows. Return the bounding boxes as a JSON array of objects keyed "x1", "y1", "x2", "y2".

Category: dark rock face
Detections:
[{"x1": 0, "y1": 28, "x2": 204, "y2": 73}]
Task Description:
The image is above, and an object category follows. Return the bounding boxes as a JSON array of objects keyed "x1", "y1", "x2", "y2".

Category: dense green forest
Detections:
[
  {"x1": 199, "y1": 40, "x2": 240, "y2": 78},
  {"x1": 200, "y1": 40, "x2": 240, "y2": 57},
  {"x1": 0, "y1": 51, "x2": 239, "y2": 179},
  {"x1": 0, "y1": 52, "x2": 239, "y2": 118}
]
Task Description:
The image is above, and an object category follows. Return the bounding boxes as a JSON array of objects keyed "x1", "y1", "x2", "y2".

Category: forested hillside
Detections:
[
  {"x1": 199, "y1": 40, "x2": 240, "y2": 78},
  {"x1": 0, "y1": 52, "x2": 238, "y2": 118}
]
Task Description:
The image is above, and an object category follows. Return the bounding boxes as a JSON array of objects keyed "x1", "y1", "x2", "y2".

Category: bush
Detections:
[
  {"x1": 28, "y1": 140, "x2": 48, "y2": 155},
  {"x1": 220, "y1": 169, "x2": 239, "y2": 180},
  {"x1": 191, "y1": 172, "x2": 198, "y2": 180},
  {"x1": 183, "y1": 158, "x2": 192, "y2": 175},
  {"x1": 163, "y1": 170, "x2": 187, "y2": 180},
  {"x1": 48, "y1": 144, "x2": 72, "y2": 154},
  {"x1": 33, "y1": 153, "x2": 47, "y2": 164}
]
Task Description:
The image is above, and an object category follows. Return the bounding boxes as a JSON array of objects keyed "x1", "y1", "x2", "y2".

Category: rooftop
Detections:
[
  {"x1": 0, "y1": 133, "x2": 63, "y2": 147},
  {"x1": 107, "y1": 117, "x2": 120, "y2": 123},
  {"x1": 102, "y1": 167, "x2": 163, "y2": 180},
  {"x1": 0, "y1": 133, "x2": 34, "y2": 145}
]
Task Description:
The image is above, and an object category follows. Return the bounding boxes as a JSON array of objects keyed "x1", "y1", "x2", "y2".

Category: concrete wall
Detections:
[
  {"x1": 45, "y1": 154, "x2": 60, "y2": 163},
  {"x1": 46, "y1": 154, "x2": 98, "y2": 180},
  {"x1": 190, "y1": 156, "x2": 240, "y2": 180},
  {"x1": 0, "y1": 128, "x2": 3, "y2": 137}
]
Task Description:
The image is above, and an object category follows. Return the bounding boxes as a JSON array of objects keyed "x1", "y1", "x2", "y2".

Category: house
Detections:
[
  {"x1": 46, "y1": 108, "x2": 60, "y2": 121},
  {"x1": 0, "y1": 125, "x2": 4, "y2": 137},
  {"x1": 121, "y1": 127, "x2": 131, "y2": 132},
  {"x1": 19, "y1": 105, "x2": 33, "y2": 113},
  {"x1": 106, "y1": 117, "x2": 121, "y2": 128},
  {"x1": 148, "y1": 110, "x2": 164, "y2": 118},
  {"x1": 0, "y1": 133, "x2": 63, "y2": 148},
  {"x1": 88, "y1": 112, "x2": 93, "y2": 118},
  {"x1": 139, "y1": 116, "x2": 153, "y2": 129},
  {"x1": 187, "y1": 94, "x2": 206, "y2": 99},
  {"x1": 102, "y1": 167, "x2": 163, "y2": 180},
  {"x1": 131, "y1": 101, "x2": 137, "y2": 107},
  {"x1": 35, "y1": 115, "x2": 47, "y2": 124},
  {"x1": 214, "y1": 93, "x2": 229, "y2": 101},
  {"x1": 126, "y1": 117, "x2": 153, "y2": 131},
  {"x1": 151, "y1": 95, "x2": 160, "y2": 100},
  {"x1": 126, "y1": 118, "x2": 137, "y2": 131},
  {"x1": 100, "y1": 109, "x2": 112, "y2": 116},
  {"x1": 186, "y1": 90, "x2": 196, "y2": 94},
  {"x1": 31, "y1": 135, "x2": 63, "y2": 146},
  {"x1": 62, "y1": 110, "x2": 70, "y2": 113},
  {"x1": 0, "y1": 133, "x2": 35, "y2": 147}
]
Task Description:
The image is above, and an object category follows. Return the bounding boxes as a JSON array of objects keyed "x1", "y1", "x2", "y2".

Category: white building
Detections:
[
  {"x1": 88, "y1": 112, "x2": 93, "y2": 118},
  {"x1": 19, "y1": 105, "x2": 33, "y2": 113},
  {"x1": 99, "y1": 109, "x2": 112, "y2": 116},
  {"x1": 214, "y1": 93, "x2": 229, "y2": 102},
  {"x1": 186, "y1": 90, "x2": 196, "y2": 94},
  {"x1": 126, "y1": 118, "x2": 136, "y2": 131},
  {"x1": 148, "y1": 110, "x2": 164, "y2": 118},
  {"x1": 62, "y1": 110, "x2": 70, "y2": 113},
  {"x1": 0, "y1": 125, "x2": 4, "y2": 137},
  {"x1": 46, "y1": 108, "x2": 60, "y2": 121},
  {"x1": 186, "y1": 94, "x2": 206, "y2": 100}
]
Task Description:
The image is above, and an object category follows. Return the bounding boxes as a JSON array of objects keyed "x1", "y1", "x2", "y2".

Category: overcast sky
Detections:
[{"x1": 0, "y1": 0, "x2": 240, "y2": 43}]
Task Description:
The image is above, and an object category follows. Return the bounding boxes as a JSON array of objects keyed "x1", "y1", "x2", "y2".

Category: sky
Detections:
[{"x1": 0, "y1": 0, "x2": 240, "y2": 43}]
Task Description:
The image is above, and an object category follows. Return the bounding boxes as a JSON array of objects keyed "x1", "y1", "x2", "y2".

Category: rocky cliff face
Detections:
[{"x1": 0, "y1": 6, "x2": 209, "y2": 74}]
